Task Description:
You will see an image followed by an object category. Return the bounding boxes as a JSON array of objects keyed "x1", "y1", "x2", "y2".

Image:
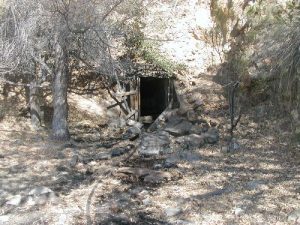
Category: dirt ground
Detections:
[{"x1": 0, "y1": 72, "x2": 299, "y2": 225}]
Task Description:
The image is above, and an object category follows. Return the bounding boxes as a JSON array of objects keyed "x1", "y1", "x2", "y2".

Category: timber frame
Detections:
[{"x1": 106, "y1": 63, "x2": 178, "y2": 123}]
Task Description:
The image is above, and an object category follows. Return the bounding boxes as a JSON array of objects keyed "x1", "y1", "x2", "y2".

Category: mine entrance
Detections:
[{"x1": 140, "y1": 77, "x2": 172, "y2": 121}]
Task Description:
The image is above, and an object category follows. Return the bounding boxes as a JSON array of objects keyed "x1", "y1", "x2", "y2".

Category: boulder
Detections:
[
  {"x1": 203, "y1": 127, "x2": 219, "y2": 144},
  {"x1": 6, "y1": 194, "x2": 22, "y2": 206},
  {"x1": 111, "y1": 146, "x2": 131, "y2": 157},
  {"x1": 165, "y1": 119, "x2": 193, "y2": 136},
  {"x1": 139, "y1": 132, "x2": 170, "y2": 156},
  {"x1": 190, "y1": 125, "x2": 203, "y2": 135},
  {"x1": 27, "y1": 186, "x2": 56, "y2": 206},
  {"x1": 176, "y1": 134, "x2": 205, "y2": 150},
  {"x1": 165, "y1": 207, "x2": 182, "y2": 217},
  {"x1": 122, "y1": 126, "x2": 141, "y2": 140},
  {"x1": 127, "y1": 119, "x2": 143, "y2": 129}
]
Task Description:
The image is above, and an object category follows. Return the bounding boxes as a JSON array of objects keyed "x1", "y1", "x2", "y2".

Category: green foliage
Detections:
[
  {"x1": 210, "y1": 0, "x2": 236, "y2": 46},
  {"x1": 124, "y1": 20, "x2": 187, "y2": 74},
  {"x1": 140, "y1": 41, "x2": 186, "y2": 73}
]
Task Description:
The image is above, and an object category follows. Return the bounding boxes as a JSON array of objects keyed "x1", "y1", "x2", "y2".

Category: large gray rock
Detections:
[
  {"x1": 139, "y1": 132, "x2": 170, "y2": 156},
  {"x1": 165, "y1": 117, "x2": 193, "y2": 136},
  {"x1": 6, "y1": 195, "x2": 22, "y2": 206},
  {"x1": 176, "y1": 134, "x2": 205, "y2": 150},
  {"x1": 27, "y1": 186, "x2": 56, "y2": 206},
  {"x1": 203, "y1": 127, "x2": 219, "y2": 144},
  {"x1": 165, "y1": 207, "x2": 182, "y2": 217},
  {"x1": 127, "y1": 119, "x2": 143, "y2": 129},
  {"x1": 122, "y1": 126, "x2": 141, "y2": 140}
]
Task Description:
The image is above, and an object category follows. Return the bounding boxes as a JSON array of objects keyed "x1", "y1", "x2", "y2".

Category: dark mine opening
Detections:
[{"x1": 140, "y1": 77, "x2": 171, "y2": 121}]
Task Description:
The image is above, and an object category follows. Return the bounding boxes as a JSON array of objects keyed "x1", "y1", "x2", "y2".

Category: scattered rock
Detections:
[
  {"x1": 165, "y1": 207, "x2": 182, "y2": 217},
  {"x1": 203, "y1": 127, "x2": 219, "y2": 144},
  {"x1": 143, "y1": 173, "x2": 165, "y2": 184},
  {"x1": 187, "y1": 110, "x2": 198, "y2": 123},
  {"x1": 190, "y1": 124, "x2": 202, "y2": 135},
  {"x1": 139, "y1": 132, "x2": 170, "y2": 156},
  {"x1": 63, "y1": 142, "x2": 76, "y2": 148},
  {"x1": 153, "y1": 164, "x2": 163, "y2": 170},
  {"x1": 111, "y1": 147, "x2": 130, "y2": 157},
  {"x1": 233, "y1": 207, "x2": 245, "y2": 216},
  {"x1": 0, "y1": 215, "x2": 10, "y2": 223},
  {"x1": 246, "y1": 180, "x2": 268, "y2": 190},
  {"x1": 6, "y1": 194, "x2": 22, "y2": 206},
  {"x1": 176, "y1": 134, "x2": 205, "y2": 149},
  {"x1": 122, "y1": 127, "x2": 141, "y2": 140},
  {"x1": 127, "y1": 119, "x2": 143, "y2": 129},
  {"x1": 95, "y1": 153, "x2": 111, "y2": 160},
  {"x1": 96, "y1": 142, "x2": 116, "y2": 149},
  {"x1": 0, "y1": 154, "x2": 4, "y2": 159},
  {"x1": 163, "y1": 158, "x2": 178, "y2": 168},
  {"x1": 69, "y1": 155, "x2": 79, "y2": 167},
  {"x1": 287, "y1": 209, "x2": 300, "y2": 223},
  {"x1": 29, "y1": 186, "x2": 54, "y2": 196},
  {"x1": 27, "y1": 186, "x2": 56, "y2": 206},
  {"x1": 165, "y1": 116, "x2": 193, "y2": 137},
  {"x1": 179, "y1": 152, "x2": 201, "y2": 162},
  {"x1": 142, "y1": 197, "x2": 151, "y2": 206},
  {"x1": 228, "y1": 139, "x2": 240, "y2": 152}
]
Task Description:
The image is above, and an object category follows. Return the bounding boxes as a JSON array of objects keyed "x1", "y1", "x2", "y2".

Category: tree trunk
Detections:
[
  {"x1": 52, "y1": 36, "x2": 70, "y2": 141},
  {"x1": 30, "y1": 80, "x2": 42, "y2": 128}
]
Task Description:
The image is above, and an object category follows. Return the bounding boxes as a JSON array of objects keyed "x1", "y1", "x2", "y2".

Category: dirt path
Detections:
[{"x1": 0, "y1": 73, "x2": 299, "y2": 225}]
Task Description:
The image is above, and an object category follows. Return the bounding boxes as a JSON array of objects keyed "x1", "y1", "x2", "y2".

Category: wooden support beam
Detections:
[
  {"x1": 115, "y1": 90, "x2": 137, "y2": 97},
  {"x1": 126, "y1": 110, "x2": 137, "y2": 120},
  {"x1": 107, "y1": 97, "x2": 126, "y2": 110}
]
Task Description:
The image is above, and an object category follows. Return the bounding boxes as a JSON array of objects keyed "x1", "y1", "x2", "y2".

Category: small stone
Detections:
[
  {"x1": 246, "y1": 180, "x2": 267, "y2": 190},
  {"x1": 165, "y1": 118, "x2": 192, "y2": 137},
  {"x1": 6, "y1": 194, "x2": 22, "y2": 206},
  {"x1": 122, "y1": 127, "x2": 140, "y2": 140},
  {"x1": 139, "y1": 132, "x2": 170, "y2": 156},
  {"x1": 164, "y1": 158, "x2": 178, "y2": 168},
  {"x1": 176, "y1": 134, "x2": 205, "y2": 150},
  {"x1": 165, "y1": 207, "x2": 182, "y2": 217},
  {"x1": 153, "y1": 164, "x2": 163, "y2": 170},
  {"x1": 233, "y1": 207, "x2": 244, "y2": 216},
  {"x1": 111, "y1": 147, "x2": 130, "y2": 157},
  {"x1": 95, "y1": 153, "x2": 111, "y2": 160},
  {"x1": 179, "y1": 152, "x2": 201, "y2": 162},
  {"x1": 29, "y1": 186, "x2": 54, "y2": 196},
  {"x1": 203, "y1": 127, "x2": 219, "y2": 144},
  {"x1": 0, "y1": 215, "x2": 10, "y2": 223},
  {"x1": 63, "y1": 142, "x2": 76, "y2": 148},
  {"x1": 142, "y1": 197, "x2": 151, "y2": 206},
  {"x1": 0, "y1": 154, "x2": 4, "y2": 159},
  {"x1": 287, "y1": 209, "x2": 300, "y2": 223},
  {"x1": 228, "y1": 139, "x2": 240, "y2": 152},
  {"x1": 69, "y1": 155, "x2": 79, "y2": 167},
  {"x1": 190, "y1": 125, "x2": 202, "y2": 135},
  {"x1": 127, "y1": 119, "x2": 143, "y2": 129}
]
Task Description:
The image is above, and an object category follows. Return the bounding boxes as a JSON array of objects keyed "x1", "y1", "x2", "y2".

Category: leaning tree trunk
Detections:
[
  {"x1": 52, "y1": 36, "x2": 70, "y2": 141},
  {"x1": 29, "y1": 80, "x2": 42, "y2": 128}
]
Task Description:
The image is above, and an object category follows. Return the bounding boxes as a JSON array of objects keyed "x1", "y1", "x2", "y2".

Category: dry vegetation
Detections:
[
  {"x1": 0, "y1": 70, "x2": 299, "y2": 225},
  {"x1": 0, "y1": 1, "x2": 300, "y2": 225}
]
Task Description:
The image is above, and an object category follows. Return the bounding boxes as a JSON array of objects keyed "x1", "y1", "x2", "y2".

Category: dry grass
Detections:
[{"x1": 0, "y1": 72, "x2": 299, "y2": 225}]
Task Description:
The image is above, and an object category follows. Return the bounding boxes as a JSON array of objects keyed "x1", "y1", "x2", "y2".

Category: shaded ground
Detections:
[{"x1": 0, "y1": 72, "x2": 299, "y2": 225}]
